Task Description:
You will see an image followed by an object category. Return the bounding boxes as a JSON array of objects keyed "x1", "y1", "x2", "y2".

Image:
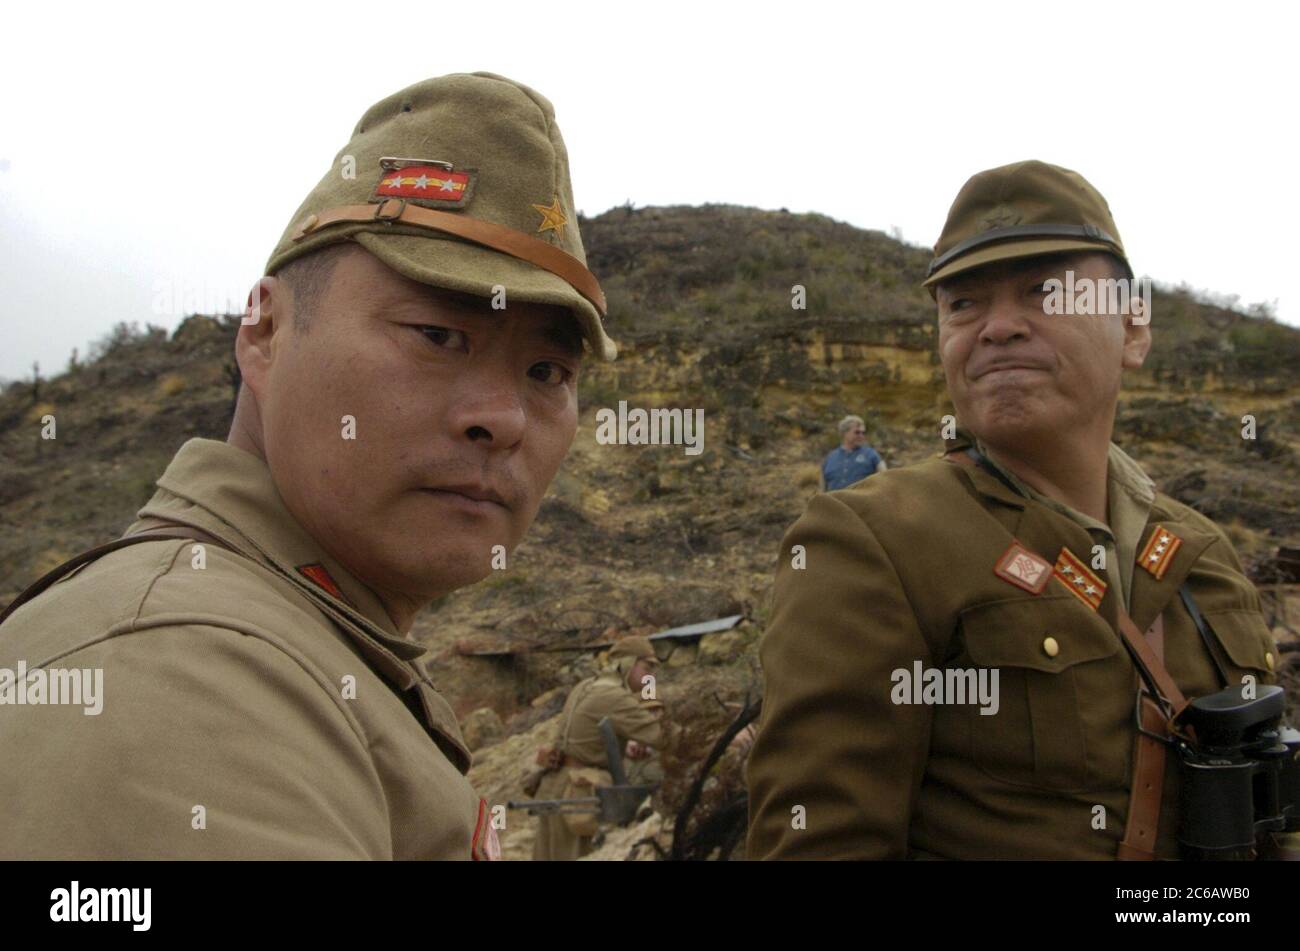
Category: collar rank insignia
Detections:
[
  {"x1": 372, "y1": 156, "x2": 476, "y2": 209},
  {"x1": 1053, "y1": 547, "x2": 1106, "y2": 611},
  {"x1": 1138, "y1": 524, "x2": 1183, "y2": 580},
  {"x1": 296, "y1": 563, "x2": 355, "y2": 608},
  {"x1": 994, "y1": 541, "x2": 1052, "y2": 594}
]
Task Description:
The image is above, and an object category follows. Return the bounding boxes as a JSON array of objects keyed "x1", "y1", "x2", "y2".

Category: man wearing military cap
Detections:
[
  {"x1": 747, "y1": 160, "x2": 1279, "y2": 859},
  {"x1": 0, "y1": 72, "x2": 613, "y2": 859},
  {"x1": 531, "y1": 635, "x2": 665, "y2": 860}
]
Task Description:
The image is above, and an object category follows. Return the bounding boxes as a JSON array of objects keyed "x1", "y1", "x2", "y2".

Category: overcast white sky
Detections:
[{"x1": 2, "y1": 0, "x2": 1296, "y2": 383}]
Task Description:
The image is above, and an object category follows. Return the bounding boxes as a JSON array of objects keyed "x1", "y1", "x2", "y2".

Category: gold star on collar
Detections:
[{"x1": 531, "y1": 197, "x2": 567, "y2": 234}]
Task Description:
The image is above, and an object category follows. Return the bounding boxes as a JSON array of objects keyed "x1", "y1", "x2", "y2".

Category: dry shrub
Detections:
[{"x1": 157, "y1": 374, "x2": 188, "y2": 398}]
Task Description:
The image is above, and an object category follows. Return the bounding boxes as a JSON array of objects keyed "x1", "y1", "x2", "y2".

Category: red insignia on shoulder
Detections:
[
  {"x1": 471, "y1": 798, "x2": 502, "y2": 861},
  {"x1": 296, "y1": 563, "x2": 353, "y2": 606},
  {"x1": 1052, "y1": 547, "x2": 1106, "y2": 611},
  {"x1": 994, "y1": 540, "x2": 1052, "y2": 594},
  {"x1": 372, "y1": 156, "x2": 475, "y2": 209},
  {"x1": 1137, "y1": 524, "x2": 1183, "y2": 580}
]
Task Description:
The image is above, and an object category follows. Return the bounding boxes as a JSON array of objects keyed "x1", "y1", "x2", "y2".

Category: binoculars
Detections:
[{"x1": 1175, "y1": 683, "x2": 1300, "y2": 860}]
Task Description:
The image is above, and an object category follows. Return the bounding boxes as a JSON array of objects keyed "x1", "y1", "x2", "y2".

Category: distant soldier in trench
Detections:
[{"x1": 530, "y1": 636, "x2": 664, "y2": 860}]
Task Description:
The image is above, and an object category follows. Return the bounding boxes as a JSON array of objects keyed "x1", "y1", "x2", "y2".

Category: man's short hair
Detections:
[
  {"x1": 275, "y1": 243, "x2": 354, "y2": 331},
  {"x1": 838, "y1": 415, "x2": 865, "y2": 437},
  {"x1": 1104, "y1": 251, "x2": 1133, "y2": 282}
]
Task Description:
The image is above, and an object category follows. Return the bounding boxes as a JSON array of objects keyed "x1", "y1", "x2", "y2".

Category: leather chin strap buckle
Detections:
[{"x1": 373, "y1": 198, "x2": 406, "y2": 221}]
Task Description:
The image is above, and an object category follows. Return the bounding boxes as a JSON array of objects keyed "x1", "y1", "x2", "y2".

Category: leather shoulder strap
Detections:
[
  {"x1": 1114, "y1": 607, "x2": 1188, "y2": 718},
  {"x1": 0, "y1": 523, "x2": 237, "y2": 629}
]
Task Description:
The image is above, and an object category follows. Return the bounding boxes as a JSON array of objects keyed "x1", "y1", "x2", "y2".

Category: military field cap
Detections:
[
  {"x1": 265, "y1": 72, "x2": 616, "y2": 360},
  {"x1": 924, "y1": 160, "x2": 1130, "y2": 291},
  {"x1": 609, "y1": 635, "x2": 659, "y2": 664}
]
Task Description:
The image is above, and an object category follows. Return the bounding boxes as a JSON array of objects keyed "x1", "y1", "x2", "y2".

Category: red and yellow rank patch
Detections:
[
  {"x1": 1138, "y1": 525, "x2": 1183, "y2": 580},
  {"x1": 1053, "y1": 547, "x2": 1106, "y2": 611},
  {"x1": 372, "y1": 163, "x2": 475, "y2": 208}
]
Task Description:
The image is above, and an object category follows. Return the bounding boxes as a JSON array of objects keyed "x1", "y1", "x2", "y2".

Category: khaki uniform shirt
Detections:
[
  {"x1": 747, "y1": 436, "x2": 1277, "y2": 859},
  {"x1": 0, "y1": 438, "x2": 494, "y2": 860},
  {"x1": 558, "y1": 670, "x2": 664, "y2": 766}
]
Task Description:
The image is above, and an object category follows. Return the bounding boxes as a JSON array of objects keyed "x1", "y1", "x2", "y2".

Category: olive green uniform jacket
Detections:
[
  {"x1": 533, "y1": 671, "x2": 663, "y2": 860},
  {"x1": 746, "y1": 442, "x2": 1277, "y2": 860},
  {"x1": 0, "y1": 439, "x2": 494, "y2": 860}
]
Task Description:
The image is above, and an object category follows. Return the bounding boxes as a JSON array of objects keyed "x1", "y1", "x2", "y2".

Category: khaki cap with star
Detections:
[
  {"x1": 264, "y1": 72, "x2": 616, "y2": 360},
  {"x1": 924, "y1": 159, "x2": 1131, "y2": 291}
]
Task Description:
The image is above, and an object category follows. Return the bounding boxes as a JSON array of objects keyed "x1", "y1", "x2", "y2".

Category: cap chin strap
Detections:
[
  {"x1": 292, "y1": 198, "x2": 607, "y2": 318},
  {"x1": 927, "y1": 222, "x2": 1123, "y2": 278}
]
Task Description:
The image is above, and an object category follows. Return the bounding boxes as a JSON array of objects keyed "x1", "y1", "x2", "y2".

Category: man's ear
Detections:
[
  {"x1": 1121, "y1": 312, "x2": 1152, "y2": 370},
  {"x1": 235, "y1": 276, "x2": 283, "y2": 400}
]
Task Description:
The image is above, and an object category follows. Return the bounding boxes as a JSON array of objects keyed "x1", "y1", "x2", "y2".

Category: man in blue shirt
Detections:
[{"x1": 821, "y1": 415, "x2": 886, "y2": 491}]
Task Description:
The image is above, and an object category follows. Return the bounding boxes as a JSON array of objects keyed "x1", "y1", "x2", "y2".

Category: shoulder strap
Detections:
[
  {"x1": 1115, "y1": 607, "x2": 1183, "y2": 862},
  {"x1": 1178, "y1": 584, "x2": 1232, "y2": 688},
  {"x1": 0, "y1": 522, "x2": 237, "y2": 629},
  {"x1": 1113, "y1": 608, "x2": 1188, "y2": 719}
]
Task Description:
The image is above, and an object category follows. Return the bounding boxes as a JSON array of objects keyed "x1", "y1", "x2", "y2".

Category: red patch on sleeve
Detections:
[{"x1": 471, "y1": 798, "x2": 502, "y2": 861}]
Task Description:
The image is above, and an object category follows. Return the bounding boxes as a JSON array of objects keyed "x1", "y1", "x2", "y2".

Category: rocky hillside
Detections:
[{"x1": 3, "y1": 205, "x2": 1298, "y2": 860}]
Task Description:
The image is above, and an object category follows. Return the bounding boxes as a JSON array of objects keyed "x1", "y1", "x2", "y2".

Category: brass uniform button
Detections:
[
  {"x1": 1043, "y1": 636, "x2": 1060, "y2": 658},
  {"x1": 1266, "y1": 651, "x2": 1275, "y2": 671},
  {"x1": 301, "y1": 213, "x2": 319, "y2": 233}
]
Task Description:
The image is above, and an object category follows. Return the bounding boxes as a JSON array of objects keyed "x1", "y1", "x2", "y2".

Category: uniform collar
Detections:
[
  {"x1": 133, "y1": 439, "x2": 403, "y2": 636},
  {"x1": 127, "y1": 438, "x2": 474, "y2": 772},
  {"x1": 941, "y1": 429, "x2": 1027, "y2": 510},
  {"x1": 945, "y1": 428, "x2": 1155, "y2": 518},
  {"x1": 974, "y1": 436, "x2": 1156, "y2": 538}
]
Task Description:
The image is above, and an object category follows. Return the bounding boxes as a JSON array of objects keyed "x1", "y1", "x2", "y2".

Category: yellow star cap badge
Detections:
[{"x1": 531, "y1": 197, "x2": 567, "y2": 234}]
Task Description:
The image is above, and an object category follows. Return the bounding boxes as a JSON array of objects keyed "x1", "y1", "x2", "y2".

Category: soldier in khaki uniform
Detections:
[
  {"x1": 532, "y1": 637, "x2": 664, "y2": 860},
  {"x1": 0, "y1": 73, "x2": 617, "y2": 859},
  {"x1": 747, "y1": 161, "x2": 1279, "y2": 860}
]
